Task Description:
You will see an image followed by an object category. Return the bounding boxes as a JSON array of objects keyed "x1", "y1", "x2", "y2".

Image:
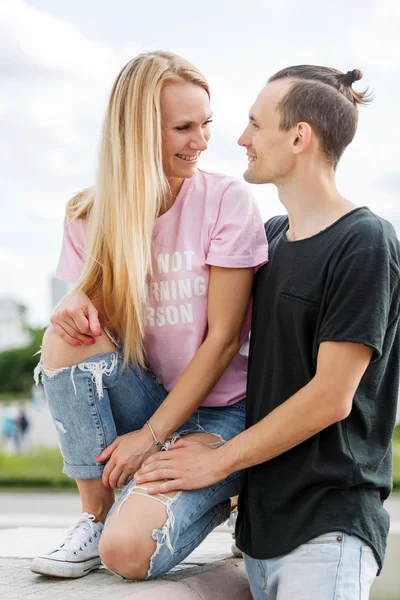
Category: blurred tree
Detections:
[{"x1": 0, "y1": 328, "x2": 45, "y2": 394}]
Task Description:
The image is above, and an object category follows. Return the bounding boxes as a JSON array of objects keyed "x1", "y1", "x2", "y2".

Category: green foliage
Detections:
[
  {"x1": 0, "y1": 392, "x2": 30, "y2": 403},
  {"x1": 0, "y1": 446, "x2": 75, "y2": 489},
  {"x1": 0, "y1": 327, "x2": 45, "y2": 395}
]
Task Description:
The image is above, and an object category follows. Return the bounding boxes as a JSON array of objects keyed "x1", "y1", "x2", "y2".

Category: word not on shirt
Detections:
[{"x1": 146, "y1": 251, "x2": 206, "y2": 327}]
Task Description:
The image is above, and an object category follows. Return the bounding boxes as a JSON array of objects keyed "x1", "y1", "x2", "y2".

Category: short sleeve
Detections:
[
  {"x1": 55, "y1": 217, "x2": 87, "y2": 284},
  {"x1": 318, "y1": 248, "x2": 399, "y2": 361},
  {"x1": 206, "y1": 180, "x2": 268, "y2": 269}
]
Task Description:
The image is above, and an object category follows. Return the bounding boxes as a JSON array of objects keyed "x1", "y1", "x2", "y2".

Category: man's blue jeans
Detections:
[{"x1": 244, "y1": 531, "x2": 378, "y2": 599}]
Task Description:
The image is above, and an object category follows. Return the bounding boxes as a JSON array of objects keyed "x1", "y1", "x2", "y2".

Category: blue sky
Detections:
[{"x1": 1, "y1": 0, "x2": 399, "y2": 325}]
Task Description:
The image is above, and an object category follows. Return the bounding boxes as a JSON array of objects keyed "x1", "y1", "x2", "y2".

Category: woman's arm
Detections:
[
  {"x1": 147, "y1": 265, "x2": 254, "y2": 441},
  {"x1": 99, "y1": 265, "x2": 254, "y2": 488}
]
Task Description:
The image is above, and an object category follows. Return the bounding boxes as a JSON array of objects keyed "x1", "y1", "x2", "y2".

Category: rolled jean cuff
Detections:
[{"x1": 62, "y1": 462, "x2": 104, "y2": 480}]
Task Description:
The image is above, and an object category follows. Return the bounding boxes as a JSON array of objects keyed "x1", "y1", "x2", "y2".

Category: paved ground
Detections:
[
  {"x1": 0, "y1": 521, "x2": 399, "y2": 600},
  {"x1": 0, "y1": 526, "x2": 246, "y2": 600},
  {"x1": 1, "y1": 494, "x2": 399, "y2": 599},
  {"x1": 0, "y1": 489, "x2": 243, "y2": 599},
  {"x1": 1, "y1": 489, "x2": 400, "y2": 527},
  {"x1": 0, "y1": 557, "x2": 250, "y2": 600},
  {"x1": 0, "y1": 558, "x2": 250, "y2": 600}
]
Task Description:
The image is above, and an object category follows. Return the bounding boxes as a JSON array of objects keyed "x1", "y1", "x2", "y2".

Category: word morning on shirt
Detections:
[{"x1": 145, "y1": 251, "x2": 206, "y2": 327}]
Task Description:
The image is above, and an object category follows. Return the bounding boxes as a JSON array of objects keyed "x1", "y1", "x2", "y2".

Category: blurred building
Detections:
[
  {"x1": 0, "y1": 297, "x2": 31, "y2": 351},
  {"x1": 51, "y1": 276, "x2": 72, "y2": 309}
]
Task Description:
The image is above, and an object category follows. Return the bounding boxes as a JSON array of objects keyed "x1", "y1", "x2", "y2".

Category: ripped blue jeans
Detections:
[{"x1": 34, "y1": 350, "x2": 246, "y2": 579}]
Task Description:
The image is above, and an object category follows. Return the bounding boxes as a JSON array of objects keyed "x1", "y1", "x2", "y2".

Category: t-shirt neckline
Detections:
[
  {"x1": 154, "y1": 174, "x2": 195, "y2": 228},
  {"x1": 282, "y1": 206, "x2": 369, "y2": 244}
]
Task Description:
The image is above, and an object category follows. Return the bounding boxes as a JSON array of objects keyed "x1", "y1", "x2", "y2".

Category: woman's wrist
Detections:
[{"x1": 144, "y1": 420, "x2": 164, "y2": 448}]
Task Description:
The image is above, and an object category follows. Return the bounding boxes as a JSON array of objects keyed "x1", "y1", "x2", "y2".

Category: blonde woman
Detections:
[{"x1": 31, "y1": 51, "x2": 268, "y2": 581}]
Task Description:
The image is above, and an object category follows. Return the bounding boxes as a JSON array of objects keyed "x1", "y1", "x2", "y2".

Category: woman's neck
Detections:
[{"x1": 158, "y1": 177, "x2": 185, "y2": 216}]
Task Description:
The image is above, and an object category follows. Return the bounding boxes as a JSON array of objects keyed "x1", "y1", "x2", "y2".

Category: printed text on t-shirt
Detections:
[{"x1": 145, "y1": 251, "x2": 206, "y2": 327}]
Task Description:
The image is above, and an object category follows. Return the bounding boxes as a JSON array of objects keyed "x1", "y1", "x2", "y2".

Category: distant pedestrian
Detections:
[
  {"x1": 1, "y1": 405, "x2": 17, "y2": 453},
  {"x1": 15, "y1": 407, "x2": 30, "y2": 452}
]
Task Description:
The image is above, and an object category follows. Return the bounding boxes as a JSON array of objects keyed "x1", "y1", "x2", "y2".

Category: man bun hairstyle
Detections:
[
  {"x1": 268, "y1": 65, "x2": 372, "y2": 168},
  {"x1": 345, "y1": 69, "x2": 362, "y2": 84}
]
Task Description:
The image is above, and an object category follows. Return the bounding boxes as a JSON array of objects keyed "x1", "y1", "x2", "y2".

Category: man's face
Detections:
[{"x1": 238, "y1": 80, "x2": 296, "y2": 185}]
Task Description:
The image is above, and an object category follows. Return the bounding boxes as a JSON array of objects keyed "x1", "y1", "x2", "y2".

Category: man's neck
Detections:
[{"x1": 277, "y1": 165, "x2": 358, "y2": 241}]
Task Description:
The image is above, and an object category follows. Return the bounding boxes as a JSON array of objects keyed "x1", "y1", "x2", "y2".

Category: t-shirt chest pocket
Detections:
[
  {"x1": 277, "y1": 286, "x2": 321, "y2": 327},
  {"x1": 279, "y1": 288, "x2": 320, "y2": 307}
]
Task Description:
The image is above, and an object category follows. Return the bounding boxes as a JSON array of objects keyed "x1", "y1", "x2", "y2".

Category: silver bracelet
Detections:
[{"x1": 146, "y1": 420, "x2": 163, "y2": 448}]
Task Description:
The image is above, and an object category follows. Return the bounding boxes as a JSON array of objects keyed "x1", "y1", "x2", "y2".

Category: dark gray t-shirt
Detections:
[{"x1": 236, "y1": 207, "x2": 400, "y2": 571}]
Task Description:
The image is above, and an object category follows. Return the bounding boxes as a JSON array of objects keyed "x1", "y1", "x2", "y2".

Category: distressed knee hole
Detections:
[
  {"x1": 117, "y1": 486, "x2": 177, "y2": 518},
  {"x1": 33, "y1": 353, "x2": 118, "y2": 399},
  {"x1": 54, "y1": 419, "x2": 67, "y2": 434},
  {"x1": 183, "y1": 431, "x2": 224, "y2": 449},
  {"x1": 42, "y1": 365, "x2": 67, "y2": 377},
  {"x1": 114, "y1": 484, "x2": 181, "y2": 575}
]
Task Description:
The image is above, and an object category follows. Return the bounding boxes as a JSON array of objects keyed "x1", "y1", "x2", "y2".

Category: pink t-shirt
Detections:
[{"x1": 56, "y1": 168, "x2": 268, "y2": 406}]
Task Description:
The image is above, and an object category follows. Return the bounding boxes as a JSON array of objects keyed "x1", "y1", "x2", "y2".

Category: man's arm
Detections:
[{"x1": 134, "y1": 341, "x2": 373, "y2": 493}]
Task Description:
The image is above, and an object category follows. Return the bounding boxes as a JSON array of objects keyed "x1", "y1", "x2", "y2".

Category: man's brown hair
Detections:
[{"x1": 268, "y1": 66, "x2": 372, "y2": 168}]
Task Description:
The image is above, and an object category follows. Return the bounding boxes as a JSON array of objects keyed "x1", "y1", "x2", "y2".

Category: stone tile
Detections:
[
  {"x1": 0, "y1": 529, "x2": 242, "y2": 600},
  {"x1": 0, "y1": 558, "x2": 247, "y2": 600}
]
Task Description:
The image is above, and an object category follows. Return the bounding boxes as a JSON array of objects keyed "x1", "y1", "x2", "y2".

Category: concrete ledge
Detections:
[
  {"x1": 1, "y1": 521, "x2": 399, "y2": 599},
  {"x1": 124, "y1": 562, "x2": 251, "y2": 599},
  {"x1": 0, "y1": 557, "x2": 248, "y2": 600}
]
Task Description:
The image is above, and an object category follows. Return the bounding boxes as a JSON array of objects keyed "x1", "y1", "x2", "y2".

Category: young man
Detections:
[{"x1": 135, "y1": 66, "x2": 400, "y2": 598}]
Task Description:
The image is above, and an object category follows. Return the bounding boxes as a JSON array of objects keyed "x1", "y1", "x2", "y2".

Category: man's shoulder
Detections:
[{"x1": 341, "y1": 208, "x2": 400, "y2": 261}]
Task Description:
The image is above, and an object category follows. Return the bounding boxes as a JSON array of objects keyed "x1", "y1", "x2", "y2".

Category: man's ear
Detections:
[{"x1": 292, "y1": 122, "x2": 312, "y2": 155}]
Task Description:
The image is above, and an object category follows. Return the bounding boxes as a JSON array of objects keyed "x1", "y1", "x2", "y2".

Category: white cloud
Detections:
[
  {"x1": 0, "y1": 0, "x2": 117, "y2": 79},
  {"x1": 347, "y1": 0, "x2": 400, "y2": 70},
  {"x1": 0, "y1": 0, "x2": 141, "y2": 198}
]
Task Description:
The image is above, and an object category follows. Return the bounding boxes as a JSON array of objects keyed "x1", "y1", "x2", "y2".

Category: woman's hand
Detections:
[
  {"x1": 50, "y1": 289, "x2": 102, "y2": 346},
  {"x1": 97, "y1": 427, "x2": 159, "y2": 490}
]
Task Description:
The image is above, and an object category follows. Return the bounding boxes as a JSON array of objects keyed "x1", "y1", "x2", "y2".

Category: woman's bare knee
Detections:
[
  {"x1": 100, "y1": 487, "x2": 174, "y2": 580},
  {"x1": 41, "y1": 325, "x2": 116, "y2": 369},
  {"x1": 99, "y1": 531, "x2": 150, "y2": 580}
]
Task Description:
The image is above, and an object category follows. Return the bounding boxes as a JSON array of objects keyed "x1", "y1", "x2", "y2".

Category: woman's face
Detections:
[{"x1": 161, "y1": 80, "x2": 212, "y2": 181}]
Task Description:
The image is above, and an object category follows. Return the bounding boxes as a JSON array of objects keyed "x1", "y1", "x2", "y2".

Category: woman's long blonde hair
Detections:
[{"x1": 66, "y1": 51, "x2": 209, "y2": 366}]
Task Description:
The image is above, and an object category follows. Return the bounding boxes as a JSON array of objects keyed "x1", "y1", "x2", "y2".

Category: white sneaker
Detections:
[
  {"x1": 30, "y1": 513, "x2": 103, "y2": 578},
  {"x1": 227, "y1": 508, "x2": 243, "y2": 559}
]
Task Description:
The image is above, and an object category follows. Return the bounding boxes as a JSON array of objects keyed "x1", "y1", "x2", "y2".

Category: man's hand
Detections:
[
  {"x1": 97, "y1": 427, "x2": 158, "y2": 490},
  {"x1": 133, "y1": 439, "x2": 228, "y2": 494}
]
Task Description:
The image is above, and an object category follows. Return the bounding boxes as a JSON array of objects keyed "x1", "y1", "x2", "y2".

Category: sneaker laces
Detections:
[{"x1": 55, "y1": 513, "x2": 98, "y2": 552}]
